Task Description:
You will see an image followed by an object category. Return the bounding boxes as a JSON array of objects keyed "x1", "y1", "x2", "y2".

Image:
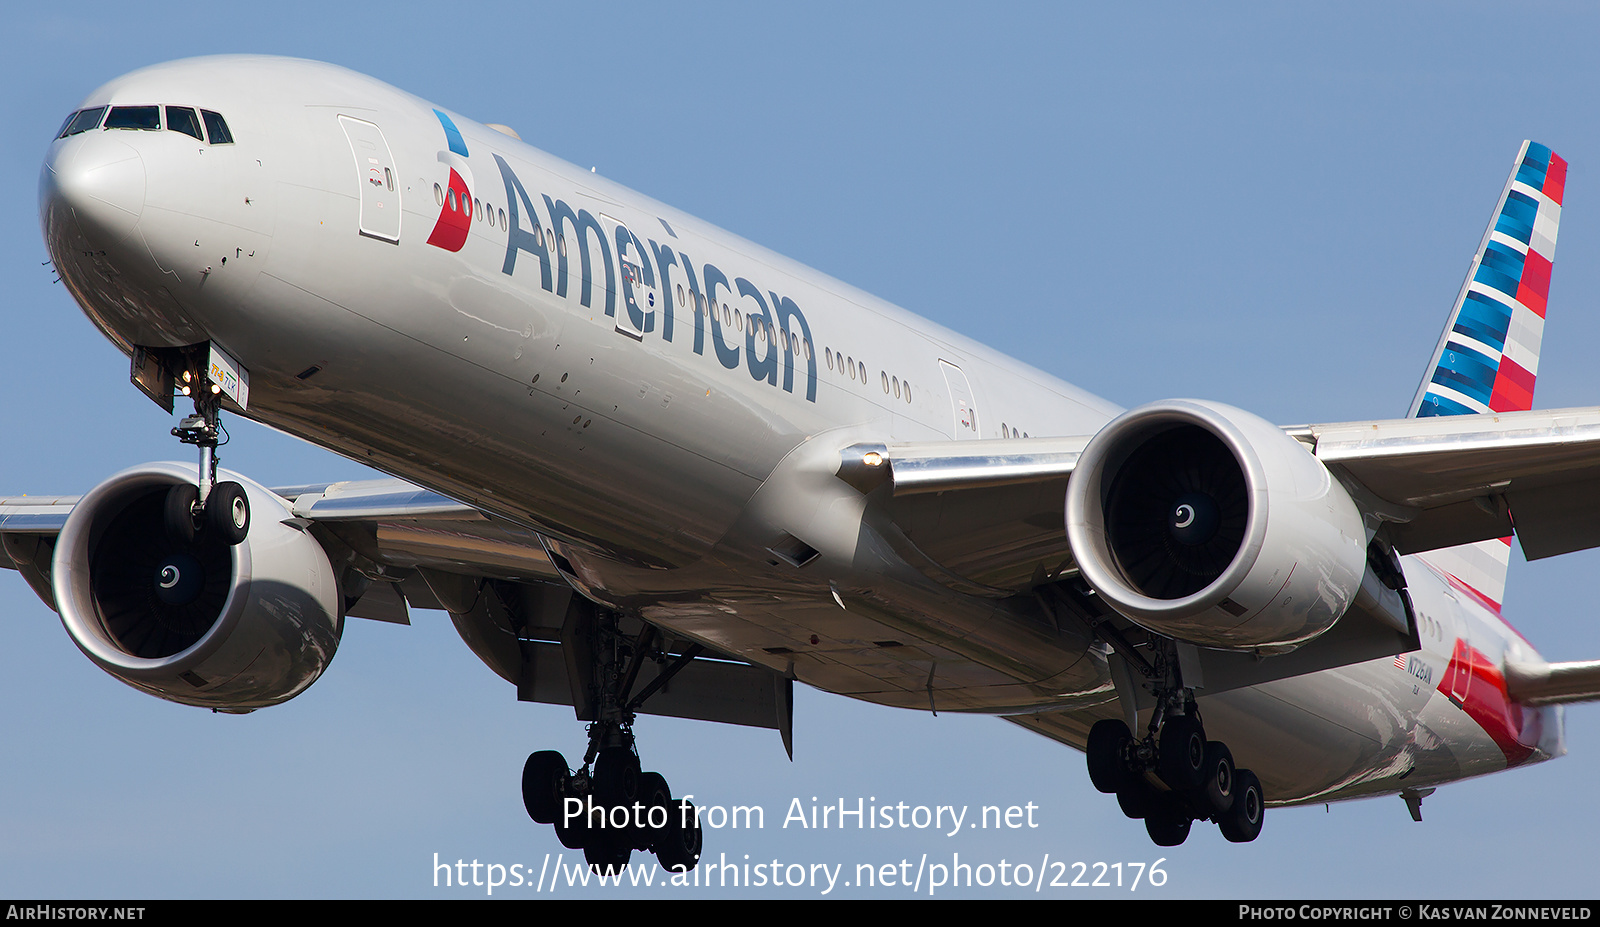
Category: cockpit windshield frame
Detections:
[
  {"x1": 53, "y1": 104, "x2": 236, "y2": 145},
  {"x1": 55, "y1": 107, "x2": 107, "y2": 139},
  {"x1": 103, "y1": 105, "x2": 161, "y2": 131}
]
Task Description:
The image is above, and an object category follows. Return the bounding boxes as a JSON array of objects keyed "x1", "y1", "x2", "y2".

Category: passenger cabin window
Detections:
[
  {"x1": 166, "y1": 106, "x2": 203, "y2": 140},
  {"x1": 201, "y1": 110, "x2": 233, "y2": 144},
  {"x1": 105, "y1": 106, "x2": 160, "y2": 131},
  {"x1": 57, "y1": 107, "x2": 107, "y2": 138}
]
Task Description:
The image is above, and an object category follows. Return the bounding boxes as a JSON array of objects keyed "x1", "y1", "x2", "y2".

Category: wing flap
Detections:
[
  {"x1": 1305, "y1": 406, "x2": 1600, "y2": 558},
  {"x1": 834, "y1": 439, "x2": 1084, "y2": 592}
]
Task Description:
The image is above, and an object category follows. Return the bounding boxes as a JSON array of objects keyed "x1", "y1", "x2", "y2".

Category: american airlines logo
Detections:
[{"x1": 492, "y1": 155, "x2": 818, "y2": 404}]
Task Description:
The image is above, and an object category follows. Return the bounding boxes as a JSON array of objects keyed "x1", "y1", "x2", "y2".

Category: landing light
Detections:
[{"x1": 863, "y1": 451, "x2": 884, "y2": 467}]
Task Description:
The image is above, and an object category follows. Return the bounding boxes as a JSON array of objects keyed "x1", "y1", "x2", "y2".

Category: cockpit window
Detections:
[
  {"x1": 56, "y1": 107, "x2": 107, "y2": 139},
  {"x1": 201, "y1": 110, "x2": 233, "y2": 144},
  {"x1": 105, "y1": 106, "x2": 161, "y2": 130},
  {"x1": 166, "y1": 106, "x2": 203, "y2": 141}
]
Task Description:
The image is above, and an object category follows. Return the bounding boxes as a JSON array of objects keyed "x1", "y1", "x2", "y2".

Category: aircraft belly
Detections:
[
  {"x1": 1201, "y1": 671, "x2": 1412, "y2": 804},
  {"x1": 637, "y1": 590, "x2": 1115, "y2": 713}
]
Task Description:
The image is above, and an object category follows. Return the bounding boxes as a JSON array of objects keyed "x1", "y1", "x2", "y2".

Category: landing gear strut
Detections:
[
  {"x1": 166, "y1": 375, "x2": 249, "y2": 546},
  {"x1": 520, "y1": 604, "x2": 703, "y2": 874},
  {"x1": 1047, "y1": 582, "x2": 1265, "y2": 846}
]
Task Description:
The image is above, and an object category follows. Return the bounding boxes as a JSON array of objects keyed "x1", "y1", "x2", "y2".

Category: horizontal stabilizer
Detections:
[{"x1": 1505, "y1": 659, "x2": 1600, "y2": 706}]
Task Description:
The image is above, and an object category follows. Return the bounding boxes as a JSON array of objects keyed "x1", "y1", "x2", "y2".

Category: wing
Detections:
[
  {"x1": 845, "y1": 404, "x2": 1600, "y2": 595},
  {"x1": 0, "y1": 474, "x2": 793, "y2": 742}
]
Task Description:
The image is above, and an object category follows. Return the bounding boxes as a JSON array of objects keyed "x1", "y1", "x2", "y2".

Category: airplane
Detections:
[{"x1": 10, "y1": 53, "x2": 1600, "y2": 874}]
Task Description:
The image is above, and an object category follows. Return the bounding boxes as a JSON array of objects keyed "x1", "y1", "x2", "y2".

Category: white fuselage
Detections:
[{"x1": 39, "y1": 56, "x2": 1563, "y2": 808}]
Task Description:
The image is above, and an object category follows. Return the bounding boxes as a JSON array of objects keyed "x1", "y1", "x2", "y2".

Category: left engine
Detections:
[
  {"x1": 51, "y1": 462, "x2": 342, "y2": 711},
  {"x1": 1064, "y1": 399, "x2": 1368, "y2": 651}
]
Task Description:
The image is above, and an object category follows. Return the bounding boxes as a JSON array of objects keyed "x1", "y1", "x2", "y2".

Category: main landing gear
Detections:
[
  {"x1": 521, "y1": 726, "x2": 702, "y2": 875},
  {"x1": 1042, "y1": 582, "x2": 1264, "y2": 846},
  {"x1": 1085, "y1": 707, "x2": 1264, "y2": 846},
  {"x1": 164, "y1": 370, "x2": 251, "y2": 547},
  {"x1": 520, "y1": 605, "x2": 703, "y2": 875}
]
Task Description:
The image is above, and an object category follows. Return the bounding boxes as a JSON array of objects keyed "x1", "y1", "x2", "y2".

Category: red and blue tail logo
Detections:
[
  {"x1": 1413, "y1": 141, "x2": 1564, "y2": 418},
  {"x1": 1411, "y1": 141, "x2": 1565, "y2": 614}
]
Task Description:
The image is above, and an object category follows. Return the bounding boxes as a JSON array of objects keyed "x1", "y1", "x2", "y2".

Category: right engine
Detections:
[{"x1": 51, "y1": 462, "x2": 342, "y2": 711}]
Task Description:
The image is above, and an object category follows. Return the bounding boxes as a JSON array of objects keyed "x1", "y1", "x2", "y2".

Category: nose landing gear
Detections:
[{"x1": 166, "y1": 371, "x2": 249, "y2": 547}]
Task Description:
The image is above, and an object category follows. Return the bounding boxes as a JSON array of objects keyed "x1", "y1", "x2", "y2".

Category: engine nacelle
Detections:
[
  {"x1": 1065, "y1": 400, "x2": 1366, "y2": 651},
  {"x1": 52, "y1": 462, "x2": 342, "y2": 711}
]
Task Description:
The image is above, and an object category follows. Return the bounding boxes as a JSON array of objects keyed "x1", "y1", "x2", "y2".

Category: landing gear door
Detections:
[
  {"x1": 338, "y1": 115, "x2": 402, "y2": 244},
  {"x1": 939, "y1": 359, "x2": 980, "y2": 439}
]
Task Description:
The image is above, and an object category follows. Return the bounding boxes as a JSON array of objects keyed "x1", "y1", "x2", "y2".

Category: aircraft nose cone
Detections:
[{"x1": 42, "y1": 138, "x2": 146, "y2": 246}]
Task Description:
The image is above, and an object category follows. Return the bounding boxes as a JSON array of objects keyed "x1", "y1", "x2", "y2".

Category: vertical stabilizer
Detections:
[{"x1": 1410, "y1": 142, "x2": 1566, "y2": 611}]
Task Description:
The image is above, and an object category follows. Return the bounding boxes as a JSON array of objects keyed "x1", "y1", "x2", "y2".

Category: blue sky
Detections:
[{"x1": 5, "y1": 2, "x2": 1600, "y2": 898}]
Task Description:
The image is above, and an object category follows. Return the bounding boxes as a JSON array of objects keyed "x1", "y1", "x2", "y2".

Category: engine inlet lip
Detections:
[
  {"x1": 1066, "y1": 400, "x2": 1270, "y2": 620},
  {"x1": 53, "y1": 461, "x2": 253, "y2": 677}
]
